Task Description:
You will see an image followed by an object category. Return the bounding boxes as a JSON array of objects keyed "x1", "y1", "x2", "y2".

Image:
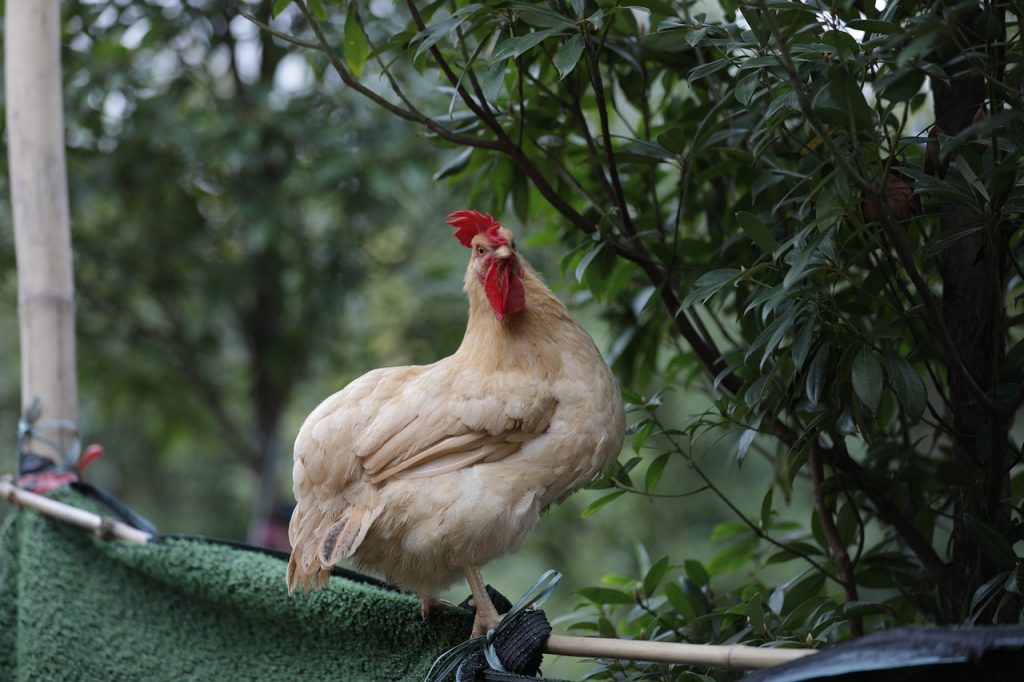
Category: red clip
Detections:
[{"x1": 78, "y1": 444, "x2": 104, "y2": 473}]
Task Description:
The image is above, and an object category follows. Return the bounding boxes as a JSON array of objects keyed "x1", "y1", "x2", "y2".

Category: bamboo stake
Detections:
[
  {"x1": 4, "y1": 0, "x2": 79, "y2": 470},
  {"x1": 546, "y1": 633, "x2": 816, "y2": 669},
  {"x1": 0, "y1": 476, "x2": 151, "y2": 544},
  {"x1": 0, "y1": 476, "x2": 815, "y2": 668}
]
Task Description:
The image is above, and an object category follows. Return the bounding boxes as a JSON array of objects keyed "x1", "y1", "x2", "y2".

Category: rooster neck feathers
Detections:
[{"x1": 449, "y1": 210, "x2": 580, "y2": 377}]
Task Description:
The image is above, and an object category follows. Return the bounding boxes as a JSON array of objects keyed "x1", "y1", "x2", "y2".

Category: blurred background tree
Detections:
[
  {"x1": 1, "y1": 0, "x2": 474, "y2": 540},
  {"x1": 2, "y1": 0, "x2": 1024, "y2": 680}
]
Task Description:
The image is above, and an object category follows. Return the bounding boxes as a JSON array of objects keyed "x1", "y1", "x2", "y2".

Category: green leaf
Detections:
[
  {"x1": 765, "y1": 541, "x2": 823, "y2": 565},
  {"x1": 760, "y1": 487, "x2": 774, "y2": 530},
  {"x1": 493, "y1": 28, "x2": 564, "y2": 61},
  {"x1": 481, "y1": 59, "x2": 507, "y2": 101},
  {"x1": 835, "y1": 407, "x2": 856, "y2": 436},
  {"x1": 308, "y1": 0, "x2": 327, "y2": 21},
  {"x1": 664, "y1": 581, "x2": 697, "y2": 620},
  {"x1": 964, "y1": 514, "x2": 1018, "y2": 569},
  {"x1": 954, "y1": 155, "x2": 990, "y2": 201},
  {"x1": 632, "y1": 420, "x2": 654, "y2": 452},
  {"x1": 272, "y1": 0, "x2": 294, "y2": 17},
  {"x1": 736, "y1": 427, "x2": 757, "y2": 463},
  {"x1": 344, "y1": 3, "x2": 370, "y2": 77},
  {"x1": 681, "y1": 268, "x2": 741, "y2": 307},
  {"x1": 852, "y1": 346, "x2": 883, "y2": 412},
  {"x1": 580, "y1": 490, "x2": 624, "y2": 518},
  {"x1": 645, "y1": 452, "x2": 669, "y2": 491},
  {"x1": 711, "y1": 520, "x2": 748, "y2": 542},
  {"x1": 688, "y1": 58, "x2": 732, "y2": 81},
  {"x1": 791, "y1": 317, "x2": 815, "y2": 370},
  {"x1": 581, "y1": 242, "x2": 616, "y2": 298},
  {"x1": 755, "y1": 304, "x2": 799, "y2": 369},
  {"x1": 642, "y1": 556, "x2": 672, "y2": 597},
  {"x1": 898, "y1": 167, "x2": 975, "y2": 205},
  {"x1": 747, "y1": 593, "x2": 765, "y2": 634},
  {"x1": 968, "y1": 571, "x2": 1010, "y2": 625},
  {"x1": 878, "y1": 68, "x2": 925, "y2": 102},
  {"x1": 767, "y1": 586, "x2": 785, "y2": 615},
  {"x1": 783, "y1": 230, "x2": 825, "y2": 289},
  {"x1": 736, "y1": 55, "x2": 780, "y2": 71},
  {"x1": 774, "y1": 572, "x2": 826, "y2": 616},
  {"x1": 578, "y1": 586, "x2": 635, "y2": 605},
  {"x1": 554, "y1": 34, "x2": 585, "y2": 79},
  {"x1": 822, "y1": 30, "x2": 858, "y2": 56},
  {"x1": 433, "y1": 148, "x2": 473, "y2": 181},
  {"x1": 736, "y1": 211, "x2": 778, "y2": 252},
  {"x1": 707, "y1": 537, "x2": 758, "y2": 574},
  {"x1": 683, "y1": 560, "x2": 709, "y2": 587},
  {"x1": 507, "y1": 2, "x2": 574, "y2": 28},
  {"x1": 575, "y1": 242, "x2": 606, "y2": 283},
  {"x1": 735, "y1": 70, "x2": 761, "y2": 106},
  {"x1": 413, "y1": 4, "x2": 484, "y2": 59},
  {"x1": 836, "y1": 502, "x2": 858, "y2": 547},
  {"x1": 885, "y1": 354, "x2": 927, "y2": 421},
  {"x1": 826, "y1": 65, "x2": 872, "y2": 128},
  {"x1": 923, "y1": 225, "x2": 986, "y2": 258},
  {"x1": 846, "y1": 19, "x2": 901, "y2": 33},
  {"x1": 805, "y1": 344, "x2": 830, "y2": 405}
]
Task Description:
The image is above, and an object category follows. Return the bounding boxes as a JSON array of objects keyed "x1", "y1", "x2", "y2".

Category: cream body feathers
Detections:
[{"x1": 287, "y1": 257, "x2": 625, "y2": 597}]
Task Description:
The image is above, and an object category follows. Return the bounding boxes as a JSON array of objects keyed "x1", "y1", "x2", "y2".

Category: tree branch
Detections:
[
  {"x1": 825, "y1": 438, "x2": 948, "y2": 584},
  {"x1": 809, "y1": 444, "x2": 863, "y2": 637}
]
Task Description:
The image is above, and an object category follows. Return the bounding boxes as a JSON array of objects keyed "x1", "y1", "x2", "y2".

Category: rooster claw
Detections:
[
  {"x1": 420, "y1": 597, "x2": 456, "y2": 621},
  {"x1": 470, "y1": 611, "x2": 502, "y2": 639},
  {"x1": 468, "y1": 595, "x2": 503, "y2": 638}
]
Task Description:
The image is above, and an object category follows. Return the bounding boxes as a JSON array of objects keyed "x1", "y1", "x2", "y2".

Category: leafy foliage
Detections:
[{"x1": 260, "y1": 0, "x2": 1024, "y2": 677}]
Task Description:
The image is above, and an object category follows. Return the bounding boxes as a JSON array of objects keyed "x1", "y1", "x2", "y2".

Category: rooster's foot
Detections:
[{"x1": 469, "y1": 600, "x2": 502, "y2": 638}]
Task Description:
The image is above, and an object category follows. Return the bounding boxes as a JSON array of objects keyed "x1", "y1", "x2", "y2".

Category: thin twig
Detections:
[
  {"x1": 240, "y1": 11, "x2": 321, "y2": 49},
  {"x1": 809, "y1": 444, "x2": 863, "y2": 636}
]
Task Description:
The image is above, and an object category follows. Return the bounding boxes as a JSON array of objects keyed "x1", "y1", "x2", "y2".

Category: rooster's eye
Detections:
[{"x1": 477, "y1": 246, "x2": 486, "y2": 255}]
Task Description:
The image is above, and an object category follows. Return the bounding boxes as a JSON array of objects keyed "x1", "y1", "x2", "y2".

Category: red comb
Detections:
[{"x1": 446, "y1": 210, "x2": 506, "y2": 248}]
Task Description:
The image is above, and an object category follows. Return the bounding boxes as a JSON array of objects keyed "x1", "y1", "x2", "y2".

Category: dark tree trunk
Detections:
[{"x1": 930, "y1": 3, "x2": 1012, "y2": 623}]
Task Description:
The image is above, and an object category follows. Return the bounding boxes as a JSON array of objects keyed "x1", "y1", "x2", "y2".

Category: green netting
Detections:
[{"x1": 0, "y1": 490, "x2": 470, "y2": 681}]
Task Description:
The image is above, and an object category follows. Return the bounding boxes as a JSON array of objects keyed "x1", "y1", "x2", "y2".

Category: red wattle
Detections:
[{"x1": 484, "y1": 261, "x2": 525, "y2": 321}]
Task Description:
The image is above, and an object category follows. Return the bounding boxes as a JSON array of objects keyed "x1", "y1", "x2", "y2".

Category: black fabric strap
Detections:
[{"x1": 457, "y1": 587, "x2": 566, "y2": 682}]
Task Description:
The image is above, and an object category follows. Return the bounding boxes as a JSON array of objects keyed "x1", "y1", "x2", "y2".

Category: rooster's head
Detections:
[{"x1": 447, "y1": 210, "x2": 525, "y2": 322}]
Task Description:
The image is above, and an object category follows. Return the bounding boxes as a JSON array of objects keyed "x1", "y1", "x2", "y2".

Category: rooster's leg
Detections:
[{"x1": 463, "y1": 566, "x2": 501, "y2": 637}]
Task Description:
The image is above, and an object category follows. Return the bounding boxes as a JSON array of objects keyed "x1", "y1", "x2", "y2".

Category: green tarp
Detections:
[{"x1": 0, "y1": 490, "x2": 470, "y2": 680}]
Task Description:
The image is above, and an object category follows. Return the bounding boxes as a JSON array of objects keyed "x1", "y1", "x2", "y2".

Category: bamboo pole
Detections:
[
  {"x1": 546, "y1": 633, "x2": 815, "y2": 669},
  {"x1": 0, "y1": 476, "x2": 151, "y2": 544},
  {"x1": 0, "y1": 473, "x2": 151, "y2": 540},
  {"x1": 4, "y1": 0, "x2": 79, "y2": 472}
]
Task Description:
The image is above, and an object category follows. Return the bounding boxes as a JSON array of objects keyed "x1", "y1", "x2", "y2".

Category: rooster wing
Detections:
[{"x1": 287, "y1": 361, "x2": 557, "y2": 592}]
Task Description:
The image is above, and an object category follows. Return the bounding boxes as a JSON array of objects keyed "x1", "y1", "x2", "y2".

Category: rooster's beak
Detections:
[{"x1": 494, "y1": 245, "x2": 513, "y2": 260}]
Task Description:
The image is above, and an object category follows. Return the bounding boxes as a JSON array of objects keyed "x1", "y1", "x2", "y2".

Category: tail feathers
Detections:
[{"x1": 286, "y1": 503, "x2": 376, "y2": 594}]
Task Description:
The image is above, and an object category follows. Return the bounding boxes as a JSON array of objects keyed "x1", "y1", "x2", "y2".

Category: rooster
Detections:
[{"x1": 286, "y1": 210, "x2": 625, "y2": 637}]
